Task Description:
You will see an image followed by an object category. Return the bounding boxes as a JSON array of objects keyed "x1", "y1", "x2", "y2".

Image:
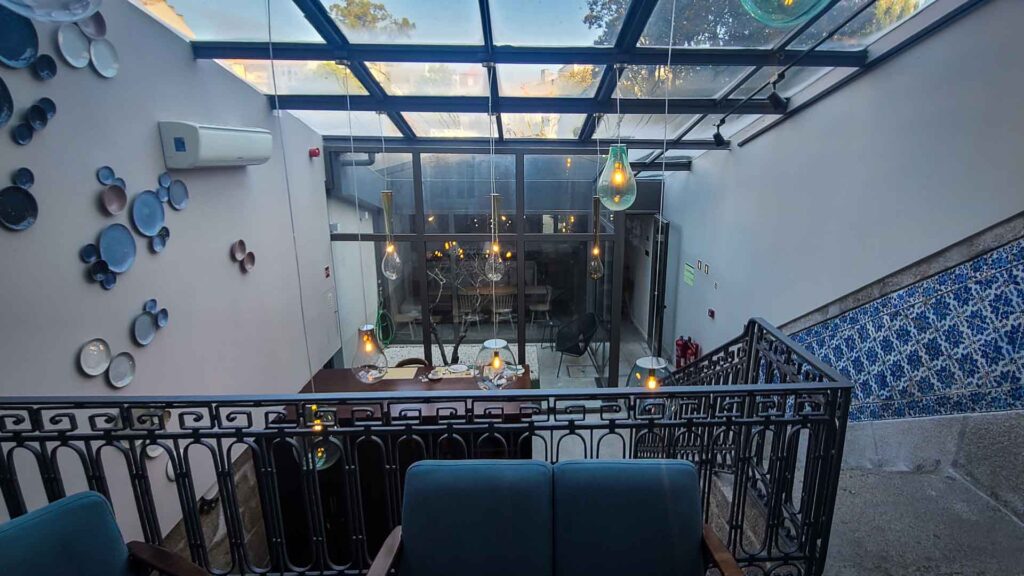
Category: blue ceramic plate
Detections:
[
  {"x1": 96, "y1": 166, "x2": 115, "y2": 185},
  {"x1": 156, "y1": 308, "x2": 169, "y2": 328},
  {"x1": 101, "y1": 272, "x2": 117, "y2": 290},
  {"x1": 80, "y1": 243, "x2": 99, "y2": 263},
  {"x1": 89, "y1": 259, "x2": 109, "y2": 281},
  {"x1": 0, "y1": 76, "x2": 12, "y2": 129},
  {"x1": 112, "y1": 176, "x2": 126, "y2": 189},
  {"x1": 158, "y1": 172, "x2": 171, "y2": 188},
  {"x1": 12, "y1": 167, "x2": 33, "y2": 189},
  {"x1": 98, "y1": 223, "x2": 136, "y2": 273},
  {"x1": 150, "y1": 235, "x2": 165, "y2": 253},
  {"x1": 33, "y1": 54, "x2": 57, "y2": 80},
  {"x1": 158, "y1": 226, "x2": 169, "y2": 240},
  {"x1": 168, "y1": 180, "x2": 189, "y2": 210},
  {"x1": 0, "y1": 186, "x2": 38, "y2": 230},
  {"x1": 156, "y1": 186, "x2": 169, "y2": 202},
  {"x1": 37, "y1": 97, "x2": 56, "y2": 119},
  {"x1": 12, "y1": 123, "x2": 33, "y2": 145},
  {"x1": 144, "y1": 299, "x2": 158, "y2": 313},
  {"x1": 0, "y1": 5, "x2": 39, "y2": 69},
  {"x1": 26, "y1": 105, "x2": 47, "y2": 130},
  {"x1": 131, "y1": 191, "x2": 164, "y2": 237},
  {"x1": 133, "y1": 312, "x2": 157, "y2": 346}
]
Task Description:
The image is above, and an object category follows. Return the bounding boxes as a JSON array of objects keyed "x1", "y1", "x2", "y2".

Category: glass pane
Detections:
[
  {"x1": 730, "y1": 66, "x2": 832, "y2": 99},
  {"x1": 640, "y1": 0, "x2": 797, "y2": 48},
  {"x1": 422, "y1": 154, "x2": 516, "y2": 234},
  {"x1": 523, "y1": 155, "x2": 602, "y2": 233},
  {"x1": 489, "y1": 0, "x2": 624, "y2": 46},
  {"x1": 502, "y1": 114, "x2": 587, "y2": 139},
  {"x1": 330, "y1": 152, "x2": 415, "y2": 235},
  {"x1": 594, "y1": 114, "x2": 696, "y2": 140},
  {"x1": 792, "y1": 0, "x2": 936, "y2": 50},
  {"x1": 686, "y1": 114, "x2": 761, "y2": 139},
  {"x1": 619, "y1": 65, "x2": 747, "y2": 98},
  {"x1": 497, "y1": 64, "x2": 604, "y2": 98},
  {"x1": 404, "y1": 113, "x2": 495, "y2": 138},
  {"x1": 320, "y1": 0, "x2": 484, "y2": 44},
  {"x1": 130, "y1": 0, "x2": 325, "y2": 42},
  {"x1": 291, "y1": 111, "x2": 401, "y2": 136},
  {"x1": 628, "y1": 149, "x2": 658, "y2": 162},
  {"x1": 368, "y1": 62, "x2": 489, "y2": 96},
  {"x1": 217, "y1": 60, "x2": 367, "y2": 95}
]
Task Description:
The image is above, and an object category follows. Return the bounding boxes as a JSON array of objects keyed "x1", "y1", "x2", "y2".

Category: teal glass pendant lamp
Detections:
[
  {"x1": 740, "y1": 0, "x2": 832, "y2": 27},
  {"x1": 597, "y1": 144, "x2": 636, "y2": 211}
]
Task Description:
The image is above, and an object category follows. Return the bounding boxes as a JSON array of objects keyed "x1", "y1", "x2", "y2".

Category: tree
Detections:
[{"x1": 326, "y1": 0, "x2": 415, "y2": 39}]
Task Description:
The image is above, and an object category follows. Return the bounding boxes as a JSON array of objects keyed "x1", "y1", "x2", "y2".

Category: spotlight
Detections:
[
  {"x1": 767, "y1": 84, "x2": 787, "y2": 112},
  {"x1": 712, "y1": 125, "x2": 726, "y2": 148}
]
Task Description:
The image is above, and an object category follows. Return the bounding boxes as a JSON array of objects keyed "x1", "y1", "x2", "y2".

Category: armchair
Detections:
[
  {"x1": 368, "y1": 460, "x2": 742, "y2": 576},
  {"x1": 0, "y1": 491, "x2": 206, "y2": 576}
]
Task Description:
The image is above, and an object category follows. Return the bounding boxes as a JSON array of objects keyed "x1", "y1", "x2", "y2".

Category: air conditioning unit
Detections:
[{"x1": 158, "y1": 121, "x2": 273, "y2": 169}]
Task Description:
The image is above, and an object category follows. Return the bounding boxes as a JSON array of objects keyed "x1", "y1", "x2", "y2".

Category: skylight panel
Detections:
[
  {"x1": 290, "y1": 111, "x2": 401, "y2": 136},
  {"x1": 369, "y1": 62, "x2": 489, "y2": 97},
  {"x1": 217, "y1": 60, "x2": 368, "y2": 95},
  {"x1": 790, "y1": 0, "x2": 937, "y2": 50},
  {"x1": 619, "y1": 65, "x2": 748, "y2": 98},
  {"x1": 489, "y1": 0, "x2": 625, "y2": 47},
  {"x1": 639, "y1": 0, "x2": 797, "y2": 48},
  {"x1": 497, "y1": 65, "x2": 604, "y2": 98},
  {"x1": 502, "y1": 114, "x2": 588, "y2": 139},
  {"x1": 403, "y1": 113, "x2": 495, "y2": 138},
  {"x1": 594, "y1": 114, "x2": 696, "y2": 140},
  {"x1": 320, "y1": 0, "x2": 484, "y2": 44},
  {"x1": 130, "y1": 0, "x2": 324, "y2": 43}
]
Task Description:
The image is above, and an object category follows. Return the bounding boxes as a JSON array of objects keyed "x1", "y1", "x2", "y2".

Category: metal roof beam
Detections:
[{"x1": 321, "y1": 137, "x2": 725, "y2": 152}]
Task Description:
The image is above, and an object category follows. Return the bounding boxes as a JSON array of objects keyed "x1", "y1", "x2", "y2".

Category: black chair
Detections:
[
  {"x1": 555, "y1": 312, "x2": 599, "y2": 378},
  {"x1": 396, "y1": 357, "x2": 430, "y2": 368}
]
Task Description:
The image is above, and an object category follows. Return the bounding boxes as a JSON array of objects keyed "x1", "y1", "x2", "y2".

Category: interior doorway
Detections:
[{"x1": 622, "y1": 214, "x2": 670, "y2": 358}]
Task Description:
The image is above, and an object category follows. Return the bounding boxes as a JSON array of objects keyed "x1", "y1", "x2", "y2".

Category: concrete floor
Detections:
[{"x1": 534, "y1": 321, "x2": 651, "y2": 389}]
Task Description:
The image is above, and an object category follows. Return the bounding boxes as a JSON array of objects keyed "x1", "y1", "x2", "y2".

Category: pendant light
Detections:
[
  {"x1": 484, "y1": 193, "x2": 505, "y2": 281},
  {"x1": 378, "y1": 112, "x2": 402, "y2": 280},
  {"x1": 597, "y1": 64, "x2": 636, "y2": 211},
  {"x1": 589, "y1": 195, "x2": 604, "y2": 280}
]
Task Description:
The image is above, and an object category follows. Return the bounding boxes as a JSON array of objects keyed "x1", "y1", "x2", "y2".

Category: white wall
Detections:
[
  {"x1": 326, "y1": 196, "x2": 377, "y2": 366},
  {"x1": 663, "y1": 0, "x2": 1024, "y2": 352},
  {"x1": 0, "y1": 1, "x2": 339, "y2": 538}
]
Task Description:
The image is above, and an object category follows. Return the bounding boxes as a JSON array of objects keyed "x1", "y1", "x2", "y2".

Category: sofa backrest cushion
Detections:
[
  {"x1": 401, "y1": 460, "x2": 553, "y2": 576},
  {"x1": 553, "y1": 460, "x2": 704, "y2": 576}
]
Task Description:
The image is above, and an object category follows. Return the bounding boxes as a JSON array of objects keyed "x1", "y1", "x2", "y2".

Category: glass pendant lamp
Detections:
[
  {"x1": 739, "y1": 0, "x2": 831, "y2": 27},
  {"x1": 353, "y1": 324, "x2": 388, "y2": 383},
  {"x1": 475, "y1": 338, "x2": 517, "y2": 389},
  {"x1": 484, "y1": 193, "x2": 505, "y2": 281},
  {"x1": 589, "y1": 195, "x2": 605, "y2": 279},
  {"x1": 628, "y1": 356, "x2": 671, "y2": 389},
  {"x1": 597, "y1": 144, "x2": 636, "y2": 211},
  {"x1": 380, "y1": 190, "x2": 401, "y2": 280}
]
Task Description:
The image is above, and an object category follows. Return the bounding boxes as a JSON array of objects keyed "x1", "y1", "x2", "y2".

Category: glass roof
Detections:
[
  {"x1": 404, "y1": 113, "x2": 495, "y2": 138},
  {"x1": 218, "y1": 60, "x2": 368, "y2": 95},
  {"x1": 618, "y1": 65, "x2": 749, "y2": 99},
  {"x1": 497, "y1": 64, "x2": 604, "y2": 98},
  {"x1": 502, "y1": 114, "x2": 587, "y2": 139},
  {"x1": 321, "y1": 0, "x2": 484, "y2": 44},
  {"x1": 369, "y1": 62, "x2": 488, "y2": 96},
  {"x1": 489, "y1": 0, "x2": 624, "y2": 47},
  {"x1": 595, "y1": 114, "x2": 697, "y2": 140},
  {"x1": 291, "y1": 110, "x2": 401, "y2": 136},
  {"x1": 731, "y1": 66, "x2": 832, "y2": 99},
  {"x1": 130, "y1": 0, "x2": 324, "y2": 43},
  {"x1": 640, "y1": 0, "x2": 797, "y2": 48},
  {"x1": 791, "y1": 0, "x2": 937, "y2": 50}
]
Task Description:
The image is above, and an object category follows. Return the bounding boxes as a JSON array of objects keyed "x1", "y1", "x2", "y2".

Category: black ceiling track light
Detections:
[
  {"x1": 766, "y1": 71, "x2": 787, "y2": 112},
  {"x1": 713, "y1": 123, "x2": 727, "y2": 148}
]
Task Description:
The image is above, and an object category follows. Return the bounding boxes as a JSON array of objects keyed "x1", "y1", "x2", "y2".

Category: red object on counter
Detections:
[
  {"x1": 309, "y1": 147, "x2": 321, "y2": 158},
  {"x1": 675, "y1": 336, "x2": 701, "y2": 368}
]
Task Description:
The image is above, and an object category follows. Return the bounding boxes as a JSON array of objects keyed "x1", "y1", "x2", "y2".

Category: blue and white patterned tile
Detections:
[
  {"x1": 989, "y1": 243, "x2": 1014, "y2": 271},
  {"x1": 1007, "y1": 240, "x2": 1024, "y2": 265},
  {"x1": 974, "y1": 331, "x2": 1012, "y2": 373},
  {"x1": 950, "y1": 346, "x2": 984, "y2": 388},
  {"x1": 929, "y1": 363, "x2": 958, "y2": 395}
]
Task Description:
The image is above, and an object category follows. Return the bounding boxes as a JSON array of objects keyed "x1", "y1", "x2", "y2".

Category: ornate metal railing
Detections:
[{"x1": 0, "y1": 320, "x2": 850, "y2": 576}]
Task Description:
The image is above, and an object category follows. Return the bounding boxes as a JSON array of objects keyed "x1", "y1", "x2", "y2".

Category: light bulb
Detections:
[
  {"x1": 381, "y1": 242, "x2": 401, "y2": 280},
  {"x1": 597, "y1": 144, "x2": 637, "y2": 211},
  {"x1": 646, "y1": 375, "x2": 659, "y2": 390},
  {"x1": 484, "y1": 249, "x2": 505, "y2": 281},
  {"x1": 491, "y1": 352, "x2": 504, "y2": 371},
  {"x1": 589, "y1": 245, "x2": 604, "y2": 280},
  {"x1": 353, "y1": 324, "x2": 387, "y2": 383}
]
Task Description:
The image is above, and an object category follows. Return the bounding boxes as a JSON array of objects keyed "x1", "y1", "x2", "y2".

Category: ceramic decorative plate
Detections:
[
  {"x1": 96, "y1": 166, "x2": 115, "y2": 185},
  {"x1": 100, "y1": 272, "x2": 117, "y2": 290},
  {"x1": 0, "y1": 76, "x2": 13, "y2": 129},
  {"x1": 57, "y1": 23, "x2": 90, "y2": 69},
  {"x1": 448, "y1": 363, "x2": 469, "y2": 373},
  {"x1": 144, "y1": 298, "x2": 158, "y2": 313},
  {"x1": 242, "y1": 251, "x2": 255, "y2": 272},
  {"x1": 158, "y1": 172, "x2": 171, "y2": 188},
  {"x1": 12, "y1": 167, "x2": 33, "y2": 188},
  {"x1": 156, "y1": 186, "x2": 169, "y2": 202},
  {"x1": 101, "y1": 184, "x2": 127, "y2": 215},
  {"x1": 79, "y1": 243, "x2": 99, "y2": 263},
  {"x1": 37, "y1": 97, "x2": 56, "y2": 119},
  {"x1": 79, "y1": 338, "x2": 111, "y2": 377},
  {"x1": 89, "y1": 259, "x2": 109, "y2": 281},
  {"x1": 0, "y1": 185, "x2": 38, "y2": 230},
  {"x1": 156, "y1": 308, "x2": 169, "y2": 328},
  {"x1": 77, "y1": 11, "x2": 107, "y2": 39},
  {"x1": 145, "y1": 444, "x2": 163, "y2": 459},
  {"x1": 0, "y1": 5, "x2": 39, "y2": 69},
  {"x1": 150, "y1": 235, "x2": 165, "y2": 253},
  {"x1": 131, "y1": 191, "x2": 164, "y2": 237},
  {"x1": 11, "y1": 123, "x2": 33, "y2": 145},
  {"x1": 89, "y1": 38, "x2": 118, "y2": 79},
  {"x1": 231, "y1": 239, "x2": 247, "y2": 261},
  {"x1": 98, "y1": 223, "x2": 136, "y2": 273},
  {"x1": 133, "y1": 312, "x2": 157, "y2": 346},
  {"x1": 32, "y1": 54, "x2": 57, "y2": 80},
  {"x1": 107, "y1": 352, "x2": 136, "y2": 388},
  {"x1": 168, "y1": 180, "x2": 189, "y2": 210},
  {"x1": 165, "y1": 459, "x2": 175, "y2": 481},
  {"x1": 26, "y1": 105, "x2": 48, "y2": 130}
]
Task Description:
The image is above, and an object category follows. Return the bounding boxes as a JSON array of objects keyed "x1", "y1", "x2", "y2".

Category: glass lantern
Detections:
[
  {"x1": 628, "y1": 356, "x2": 672, "y2": 389},
  {"x1": 597, "y1": 144, "x2": 636, "y2": 211},
  {"x1": 474, "y1": 338, "x2": 517, "y2": 390},
  {"x1": 739, "y1": 0, "x2": 832, "y2": 27},
  {"x1": 352, "y1": 324, "x2": 388, "y2": 383}
]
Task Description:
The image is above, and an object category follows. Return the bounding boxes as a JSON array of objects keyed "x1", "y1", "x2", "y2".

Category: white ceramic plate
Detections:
[
  {"x1": 57, "y1": 23, "x2": 90, "y2": 68},
  {"x1": 79, "y1": 338, "x2": 111, "y2": 376},
  {"x1": 76, "y1": 11, "x2": 107, "y2": 39},
  {"x1": 231, "y1": 239, "x2": 246, "y2": 262},
  {"x1": 165, "y1": 459, "x2": 175, "y2": 481},
  {"x1": 133, "y1": 312, "x2": 157, "y2": 346},
  {"x1": 448, "y1": 363, "x2": 468, "y2": 373},
  {"x1": 145, "y1": 444, "x2": 163, "y2": 459},
  {"x1": 89, "y1": 38, "x2": 118, "y2": 78},
  {"x1": 107, "y1": 352, "x2": 135, "y2": 388}
]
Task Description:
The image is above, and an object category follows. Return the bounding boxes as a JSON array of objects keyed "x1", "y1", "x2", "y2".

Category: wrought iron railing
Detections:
[{"x1": 0, "y1": 319, "x2": 850, "y2": 576}]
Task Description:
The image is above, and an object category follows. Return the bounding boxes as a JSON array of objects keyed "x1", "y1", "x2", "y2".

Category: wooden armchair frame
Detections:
[{"x1": 127, "y1": 541, "x2": 209, "y2": 576}]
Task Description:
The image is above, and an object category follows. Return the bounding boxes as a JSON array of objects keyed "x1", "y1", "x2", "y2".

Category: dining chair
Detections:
[
  {"x1": 491, "y1": 293, "x2": 515, "y2": 328},
  {"x1": 555, "y1": 313, "x2": 599, "y2": 378},
  {"x1": 457, "y1": 291, "x2": 482, "y2": 331},
  {"x1": 529, "y1": 286, "x2": 552, "y2": 324}
]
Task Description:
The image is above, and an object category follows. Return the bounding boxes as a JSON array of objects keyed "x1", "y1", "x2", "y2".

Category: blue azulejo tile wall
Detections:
[{"x1": 791, "y1": 239, "x2": 1024, "y2": 422}]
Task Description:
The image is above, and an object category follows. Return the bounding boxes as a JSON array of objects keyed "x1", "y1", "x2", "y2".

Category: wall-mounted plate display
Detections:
[
  {"x1": 158, "y1": 172, "x2": 171, "y2": 188},
  {"x1": 107, "y1": 352, "x2": 135, "y2": 388},
  {"x1": 79, "y1": 243, "x2": 98, "y2": 263},
  {"x1": 150, "y1": 234, "x2": 165, "y2": 253},
  {"x1": 77, "y1": 11, "x2": 106, "y2": 39},
  {"x1": 11, "y1": 123, "x2": 33, "y2": 145},
  {"x1": 32, "y1": 54, "x2": 57, "y2": 80},
  {"x1": 133, "y1": 312, "x2": 157, "y2": 346},
  {"x1": 156, "y1": 308, "x2": 169, "y2": 328},
  {"x1": 156, "y1": 186, "x2": 169, "y2": 202},
  {"x1": 242, "y1": 251, "x2": 255, "y2": 273},
  {"x1": 0, "y1": 186, "x2": 38, "y2": 230},
  {"x1": 37, "y1": 97, "x2": 56, "y2": 119},
  {"x1": 112, "y1": 176, "x2": 126, "y2": 189},
  {"x1": 98, "y1": 223, "x2": 135, "y2": 273},
  {"x1": 89, "y1": 259, "x2": 109, "y2": 281},
  {"x1": 168, "y1": 180, "x2": 188, "y2": 210},
  {"x1": 56, "y1": 23, "x2": 90, "y2": 69},
  {"x1": 0, "y1": 5, "x2": 39, "y2": 69},
  {"x1": 145, "y1": 443, "x2": 163, "y2": 459},
  {"x1": 26, "y1": 105, "x2": 47, "y2": 130},
  {"x1": 165, "y1": 459, "x2": 175, "y2": 481},
  {"x1": 100, "y1": 272, "x2": 116, "y2": 290},
  {"x1": 101, "y1": 184, "x2": 127, "y2": 215},
  {"x1": 89, "y1": 38, "x2": 118, "y2": 79},
  {"x1": 96, "y1": 165, "x2": 115, "y2": 185},
  {"x1": 0, "y1": 76, "x2": 12, "y2": 129},
  {"x1": 12, "y1": 167, "x2": 33, "y2": 188},
  {"x1": 79, "y1": 338, "x2": 111, "y2": 377},
  {"x1": 131, "y1": 191, "x2": 164, "y2": 237},
  {"x1": 231, "y1": 239, "x2": 247, "y2": 261},
  {"x1": 144, "y1": 298, "x2": 157, "y2": 313}
]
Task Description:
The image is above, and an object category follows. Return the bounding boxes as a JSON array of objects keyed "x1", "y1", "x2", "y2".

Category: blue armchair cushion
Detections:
[
  {"x1": 400, "y1": 460, "x2": 553, "y2": 576},
  {"x1": 553, "y1": 460, "x2": 704, "y2": 576},
  {"x1": 0, "y1": 491, "x2": 132, "y2": 576}
]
